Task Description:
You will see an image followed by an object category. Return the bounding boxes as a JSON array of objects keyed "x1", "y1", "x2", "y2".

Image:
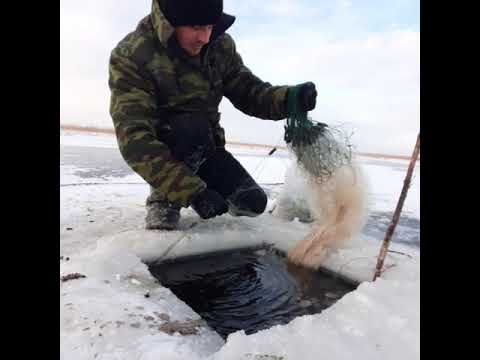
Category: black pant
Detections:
[{"x1": 158, "y1": 113, "x2": 267, "y2": 216}]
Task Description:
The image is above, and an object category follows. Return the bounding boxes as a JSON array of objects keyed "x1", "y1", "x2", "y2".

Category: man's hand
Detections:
[
  {"x1": 297, "y1": 82, "x2": 317, "y2": 112},
  {"x1": 191, "y1": 189, "x2": 229, "y2": 219}
]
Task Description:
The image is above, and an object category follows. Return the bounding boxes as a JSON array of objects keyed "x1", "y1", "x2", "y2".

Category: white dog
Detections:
[{"x1": 275, "y1": 159, "x2": 368, "y2": 270}]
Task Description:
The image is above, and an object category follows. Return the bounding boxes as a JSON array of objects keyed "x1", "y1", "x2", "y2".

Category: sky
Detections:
[{"x1": 60, "y1": 0, "x2": 419, "y2": 156}]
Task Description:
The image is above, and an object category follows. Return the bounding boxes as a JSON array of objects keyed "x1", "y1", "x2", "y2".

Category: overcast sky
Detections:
[{"x1": 60, "y1": 0, "x2": 419, "y2": 156}]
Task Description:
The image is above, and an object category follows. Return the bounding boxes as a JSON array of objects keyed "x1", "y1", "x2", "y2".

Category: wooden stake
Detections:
[{"x1": 373, "y1": 133, "x2": 420, "y2": 281}]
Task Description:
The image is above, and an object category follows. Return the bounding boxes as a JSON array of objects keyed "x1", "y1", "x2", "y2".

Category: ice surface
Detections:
[{"x1": 60, "y1": 131, "x2": 419, "y2": 360}]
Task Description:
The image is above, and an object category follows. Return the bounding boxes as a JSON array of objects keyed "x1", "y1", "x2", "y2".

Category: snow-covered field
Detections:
[{"x1": 60, "y1": 130, "x2": 420, "y2": 360}]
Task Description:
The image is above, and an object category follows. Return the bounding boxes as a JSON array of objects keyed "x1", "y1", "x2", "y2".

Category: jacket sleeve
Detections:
[
  {"x1": 108, "y1": 48, "x2": 206, "y2": 207},
  {"x1": 221, "y1": 34, "x2": 290, "y2": 120}
]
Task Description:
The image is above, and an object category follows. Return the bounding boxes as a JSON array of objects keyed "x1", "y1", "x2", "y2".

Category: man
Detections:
[{"x1": 109, "y1": 0, "x2": 317, "y2": 230}]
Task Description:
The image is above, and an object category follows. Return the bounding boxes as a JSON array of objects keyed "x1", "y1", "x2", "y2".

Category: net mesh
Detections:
[{"x1": 284, "y1": 86, "x2": 353, "y2": 183}]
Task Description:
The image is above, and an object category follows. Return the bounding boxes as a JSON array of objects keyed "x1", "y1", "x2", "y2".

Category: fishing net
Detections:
[{"x1": 284, "y1": 86, "x2": 354, "y2": 183}]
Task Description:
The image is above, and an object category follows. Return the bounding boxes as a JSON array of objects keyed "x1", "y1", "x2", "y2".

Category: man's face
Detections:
[{"x1": 175, "y1": 25, "x2": 214, "y2": 56}]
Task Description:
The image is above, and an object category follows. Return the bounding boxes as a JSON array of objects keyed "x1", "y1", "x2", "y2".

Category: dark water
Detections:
[{"x1": 148, "y1": 248, "x2": 357, "y2": 339}]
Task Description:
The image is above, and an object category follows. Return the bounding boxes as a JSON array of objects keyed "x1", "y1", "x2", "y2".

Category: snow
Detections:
[
  {"x1": 60, "y1": 130, "x2": 119, "y2": 149},
  {"x1": 358, "y1": 158, "x2": 420, "y2": 218},
  {"x1": 60, "y1": 130, "x2": 419, "y2": 360},
  {"x1": 60, "y1": 129, "x2": 290, "y2": 185}
]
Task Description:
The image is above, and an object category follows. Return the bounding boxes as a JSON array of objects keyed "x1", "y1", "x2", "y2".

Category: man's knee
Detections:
[{"x1": 227, "y1": 185, "x2": 268, "y2": 217}]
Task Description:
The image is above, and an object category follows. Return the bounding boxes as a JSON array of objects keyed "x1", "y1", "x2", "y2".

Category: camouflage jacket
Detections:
[{"x1": 109, "y1": 0, "x2": 290, "y2": 208}]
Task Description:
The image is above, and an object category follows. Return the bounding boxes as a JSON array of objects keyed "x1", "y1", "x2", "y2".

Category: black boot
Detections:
[{"x1": 145, "y1": 201, "x2": 181, "y2": 230}]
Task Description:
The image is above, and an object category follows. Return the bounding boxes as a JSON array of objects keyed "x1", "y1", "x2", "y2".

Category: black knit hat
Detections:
[{"x1": 163, "y1": 0, "x2": 223, "y2": 27}]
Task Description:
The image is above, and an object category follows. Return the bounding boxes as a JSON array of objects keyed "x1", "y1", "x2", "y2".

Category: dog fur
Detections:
[{"x1": 284, "y1": 159, "x2": 368, "y2": 269}]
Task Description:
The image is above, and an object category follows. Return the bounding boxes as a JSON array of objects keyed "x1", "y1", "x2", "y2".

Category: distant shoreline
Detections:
[{"x1": 60, "y1": 125, "x2": 419, "y2": 162}]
